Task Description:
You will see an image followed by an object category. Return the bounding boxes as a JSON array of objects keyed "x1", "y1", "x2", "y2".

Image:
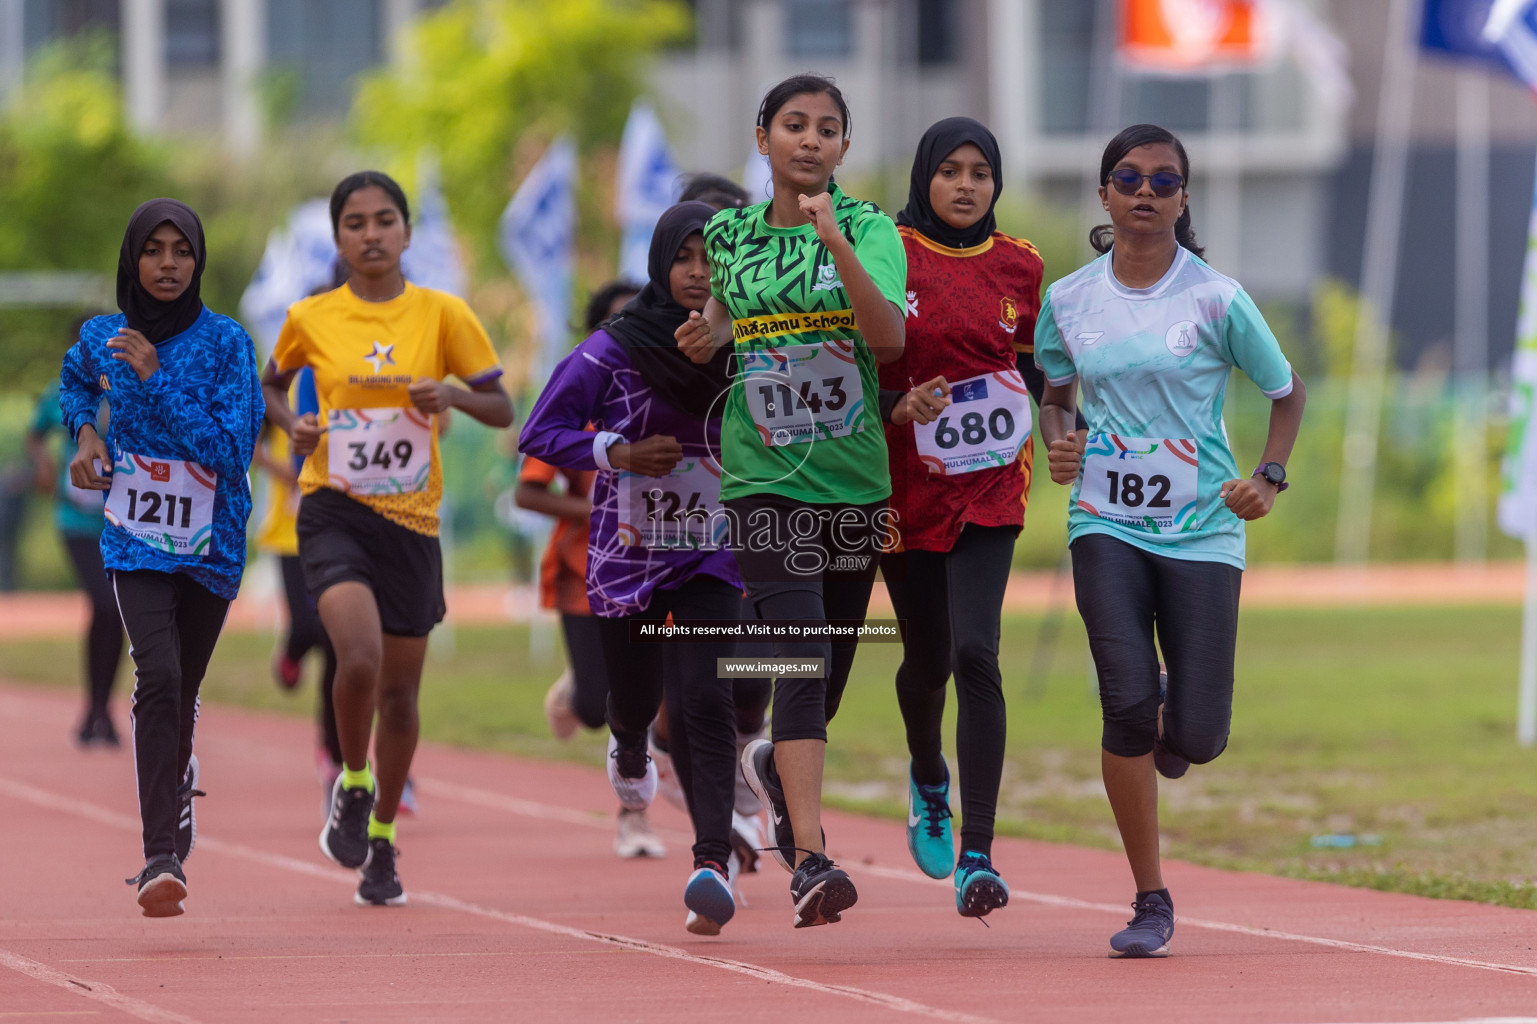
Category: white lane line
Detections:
[
  {"x1": 0, "y1": 948, "x2": 204, "y2": 1024},
  {"x1": 418, "y1": 777, "x2": 1537, "y2": 981},
  {"x1": 0, "y1": 777, "x2": 999, "y2": 1024}
]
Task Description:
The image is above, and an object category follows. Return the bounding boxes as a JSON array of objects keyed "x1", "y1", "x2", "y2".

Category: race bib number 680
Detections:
[{"x1": 1077, "y1": 434, "x2": 1199, "y2": 532}]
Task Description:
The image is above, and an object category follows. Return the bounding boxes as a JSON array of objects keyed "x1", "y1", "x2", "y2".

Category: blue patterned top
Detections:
[{"x1": 59, "y1": 308, "x2": 265, "y2": 599}]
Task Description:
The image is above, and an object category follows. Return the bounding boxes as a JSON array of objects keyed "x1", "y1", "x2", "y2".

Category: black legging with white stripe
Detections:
[{"x1": 114, "y1": 569, "x2": 230, "y2": 859}]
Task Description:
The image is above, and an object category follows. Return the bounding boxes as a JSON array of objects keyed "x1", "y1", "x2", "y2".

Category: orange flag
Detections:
[{"x1": 1119, "y1": 0, "x2": 1276, "y2": 72}]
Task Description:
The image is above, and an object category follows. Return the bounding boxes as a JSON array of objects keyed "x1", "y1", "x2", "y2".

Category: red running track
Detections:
[{"x1": 3, "y1": 681, "x2": 1537, "y2": 1024}]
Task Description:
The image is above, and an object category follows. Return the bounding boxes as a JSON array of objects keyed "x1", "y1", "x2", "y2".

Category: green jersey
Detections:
[{"x1": 706, "y1": 184, "x2": 907, "y2": 505}]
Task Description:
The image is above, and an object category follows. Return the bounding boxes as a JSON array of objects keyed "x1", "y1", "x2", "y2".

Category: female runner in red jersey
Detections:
[{"x1": 879, "y1": 117, "x2": 1045, "y2": 919}]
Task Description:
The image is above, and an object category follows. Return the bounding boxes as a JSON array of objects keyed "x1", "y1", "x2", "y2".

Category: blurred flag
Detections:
[
  {"x1": 1118, "y1": 0, "x2": 1277, "y2": 73},
  {"x1": 1485, "y1": 0, "x2": 1537, "y2": 87},
  {"x1": 238, "y1": 199, "x2": 335, "y2": 361},
  {"x1": 1423, "y1": 0, "x2": 1512, "y2": 70},
  {"x1": 743, "y1": 148, "x2": 772, "y2": 205},
  {"x1": 499, "y1": 136, "x2": 577, "y2": 386},
  {"x1": 1498, "y1": 157, "x2": 1537, "y2": 539},
  {"x1": 402, "y1": 156, "x2": 467, "y2": 297},
  {"x1": 616, "y1": 101, "x2": 682, "y2": 283}
]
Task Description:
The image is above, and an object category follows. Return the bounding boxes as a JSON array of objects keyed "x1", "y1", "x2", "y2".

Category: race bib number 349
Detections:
[
  {"x1": 913, "y1": 370, "x2": 1033, "y2": 476},
  {"x1": 326, "y1": 409, "x2": 432, "y2": 495},
  {"x1": 741, "y1": 341, "x2": 866, "y2": 446},
  {"x1": 1077, "y1": 434, "x2": 1199, "y2": 532},
  {"x1": 104, "y1": 454, "x2": 217, "y2": 557}
]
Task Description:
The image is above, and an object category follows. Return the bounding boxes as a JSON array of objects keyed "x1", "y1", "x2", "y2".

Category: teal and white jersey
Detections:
[{"x1": 1034, "y1": 247, "x2": 1293, "y2": 569}]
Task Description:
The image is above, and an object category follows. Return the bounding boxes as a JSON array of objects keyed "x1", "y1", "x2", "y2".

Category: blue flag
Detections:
[
  {"x1": 616, "y1": 102, "x2": 681, "y2": 284},
  {"x1": 238, "y1": 199, "x2": 336, "y2": 361},
  {"x1": 1422, "y1": 0, "x2": 1516, "y2": 71},
  {"x1": 402, "y1": 156, "x2": 467, "y2": 298},
  {"x1": 499, "y1": 136, "x2": 577, "y2": 387}
]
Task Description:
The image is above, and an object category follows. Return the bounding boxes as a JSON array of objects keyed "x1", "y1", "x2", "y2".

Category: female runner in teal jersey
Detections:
[{"x1": 1036, "y1": 124, "x2": 1305, "y2": 958}]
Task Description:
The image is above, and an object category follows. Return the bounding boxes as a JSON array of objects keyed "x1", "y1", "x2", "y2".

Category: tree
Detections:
[{"x1": 349, "y1": 0, "x2": 690, "y2": 273}]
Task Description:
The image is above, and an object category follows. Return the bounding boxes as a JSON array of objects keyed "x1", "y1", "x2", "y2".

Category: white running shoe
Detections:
[
  {"x1": 543, "y1": 669, "x2": 579, "y2": 741},
  {"x1": 650, "y1": 741, "x2": 688, "y2": 812},
  {"x1": 606, "y1": 734, "x2": 658, "y2": 810},
  {"x1": 614, "y1": 807, "x2": 666, "y2": 858}
]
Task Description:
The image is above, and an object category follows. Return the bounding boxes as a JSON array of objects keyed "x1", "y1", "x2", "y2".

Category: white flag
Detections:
[
  {"x1": 499, "y1": 136, "x2": 577, "y2": 387},
  {"x1": 238, "y1": 199, "x2": 336, "y2": 361},
  {"x1": 616, "y1": 102, "x2": 682, "y2": 283},
  {"x1": 1486, "y1": 0, "x2": 1537, "y2": 87},
  {"x1": 402, "y1": 156, "x2": 467, "y2": 297},
  {"x1": 1499, "y1": 152, "x2": 1537, "y2": 538}
]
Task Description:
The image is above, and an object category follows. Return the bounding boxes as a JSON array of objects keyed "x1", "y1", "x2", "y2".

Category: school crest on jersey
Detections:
[
  {"x1": 811, "y1": 263, "x2": 844, "y2": 293},
  {"x1": 999, "y1": 296, "x2": 1019, "y2": 335}
]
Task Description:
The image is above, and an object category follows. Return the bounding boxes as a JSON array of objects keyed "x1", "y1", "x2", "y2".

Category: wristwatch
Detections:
[{"x1": 1252, "y1": 462, "x2": 1288, "y2": 492}]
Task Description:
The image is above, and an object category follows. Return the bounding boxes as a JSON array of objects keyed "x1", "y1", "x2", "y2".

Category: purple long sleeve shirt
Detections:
[{"x1": 518, "y1": 330, "x2": 741, "y2": 618}]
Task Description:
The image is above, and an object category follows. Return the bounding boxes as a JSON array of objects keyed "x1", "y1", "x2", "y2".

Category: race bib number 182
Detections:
[
  {"x1": 1077, "y1": 434, "x2": 1199, "y2": 532},
  {"x1": 326, "y1": 409, "x2": 432, "y2": 495},
  {"x1": 912, "y1": 370, "x2": 1033, "y2": 476},
  {"x1": 104, "y1": 454, "x2": 217, "y2": 557}
]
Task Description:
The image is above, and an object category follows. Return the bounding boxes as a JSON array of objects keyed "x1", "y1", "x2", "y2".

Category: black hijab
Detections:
[
  {"x1": 896, "y1": 117, "x2": 1003, "y2": 250},
  {"x1": 604, "y1": 200, "x2": 731, "y2": 421},
  {"x1": 117, "y1": 198, "x2": 207, "y2": 345}
]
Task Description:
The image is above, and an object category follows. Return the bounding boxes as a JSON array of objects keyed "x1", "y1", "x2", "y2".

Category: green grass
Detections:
[{"x1": 7, "y1": 603, "x2": 1537, "y2": 908}]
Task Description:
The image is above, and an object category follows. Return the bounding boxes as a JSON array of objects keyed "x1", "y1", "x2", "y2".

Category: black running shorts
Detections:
[{"x1": 296, "y1": 487, "x2": 446, "y2": 638}]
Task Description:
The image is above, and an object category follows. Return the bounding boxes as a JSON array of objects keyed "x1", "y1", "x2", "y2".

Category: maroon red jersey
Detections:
[{"x1": 880, "y1": 226, "x2": 1044, "y2": 553}]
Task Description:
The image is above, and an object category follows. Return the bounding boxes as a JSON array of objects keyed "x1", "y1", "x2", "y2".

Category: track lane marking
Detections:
[
  {"x1": 0, "y1": 777, "x2": 999, "y2": 1024},
  {"x1": 0, "y1": 949, "x2": 203, "y2": 1024}
]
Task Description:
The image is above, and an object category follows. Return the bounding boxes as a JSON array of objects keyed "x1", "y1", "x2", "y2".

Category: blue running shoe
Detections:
[
  {"x1": 906, "y1": 761, "x2": 954, "y2": 879},
  {"x1": 1109, "y1": 891, "x2": 1175, "y2": 958},
  {"x1": 684, "y1": 860, "x2": 736, "y2": 935},
  {"x1": 954, "y1": 851, "x2": 1009, "y2": 918}
]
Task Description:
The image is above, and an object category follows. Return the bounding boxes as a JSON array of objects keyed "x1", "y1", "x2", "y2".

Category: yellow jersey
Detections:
[{"x1": 271, "y1": 283, "x2": 502, "y2": 536}]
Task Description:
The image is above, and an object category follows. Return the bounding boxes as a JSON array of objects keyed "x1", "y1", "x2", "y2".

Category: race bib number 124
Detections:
[{"x1": 1077, "y1": 434, "x2": 1199, "y2": 532}]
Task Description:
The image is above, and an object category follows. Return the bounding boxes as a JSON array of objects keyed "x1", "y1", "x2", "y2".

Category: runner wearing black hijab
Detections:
[
  {"x1": 59, "y1": 198, "x2": 264, "y2": 916},
  {"x1": 520, "y1": 201, "x2": 744, "y2": 935},
  {"x1": 878, "y1": 117, "x2": 1046, "y2": 918}
]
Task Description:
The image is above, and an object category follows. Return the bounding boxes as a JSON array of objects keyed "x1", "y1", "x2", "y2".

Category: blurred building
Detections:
[{"x1": 7, "y1": 0, "x2": 1537, "y2": 365}]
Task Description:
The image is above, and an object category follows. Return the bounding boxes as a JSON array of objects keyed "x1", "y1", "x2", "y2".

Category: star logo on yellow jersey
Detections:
[{"x1": 365, "y1": 341, "x2": 396, "y2": 375}]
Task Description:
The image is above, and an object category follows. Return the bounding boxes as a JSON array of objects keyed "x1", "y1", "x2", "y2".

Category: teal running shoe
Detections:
[
  {"x1": 906, "y1": 761, "x2": 954, "y2": 879},
  {"x1": 954, "y1": 851, "x2": 1009, "y2": 918}
]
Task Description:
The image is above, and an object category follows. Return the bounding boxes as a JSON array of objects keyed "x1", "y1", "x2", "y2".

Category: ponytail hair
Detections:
[{"x1": 1089, "y1": 123, "x2": 1205, "y2": 260}]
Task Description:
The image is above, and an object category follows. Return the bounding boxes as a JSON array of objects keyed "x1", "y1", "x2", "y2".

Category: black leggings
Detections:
[
  {"x1": 280, "y1": 555, "x2": 341, "y2": 765},
  {"x1": 560, "y1": 612, "x2": 610, "y2": 731},
  {"x1": 600, "y1": 576, "x2": 741, "y2": 866},
  {"x1": 1070, "y1": 533, "x2": 1241, "y2": 762},
  {"x1": 63, "y1": 533, "x2": 123, "y2": 717},
  {"x1": 724, "y1": 494, "x2": 885, "y2": 744},
  {"x1": 882, "y1": 523, "x2": 1017, "y2": 857},
  {"x1": 113, "y1": 569, "x2": 230, "y2": 859}
]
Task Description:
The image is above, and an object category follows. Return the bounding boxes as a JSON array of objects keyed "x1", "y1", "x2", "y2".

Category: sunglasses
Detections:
[{"x1": 1107, "y1": 168, "x2": 1185, "y2": 198}]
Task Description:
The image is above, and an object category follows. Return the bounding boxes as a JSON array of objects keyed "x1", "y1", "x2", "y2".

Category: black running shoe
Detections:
[
  {"x1": 1153, "y1": 669, "x2": 1190, "y2": 780},
  {"x1": 175, "y1": 755, "x2": 205, "y2": 863},
  {"x1": 740, "y1": 738, "x2": 794, "y2": 873},
  {"x1": 355, "y1": 838, "x2": 406, "y2": 906},
  {"x1": 789, "y1": 852, "x2": 857, "y2": 929},
  {"x1": 126, "y1": 854, "x2": 186, "y2": 918},
  {"x1": 320, "y1": 775, "x2": 374, "y2": 869}
]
